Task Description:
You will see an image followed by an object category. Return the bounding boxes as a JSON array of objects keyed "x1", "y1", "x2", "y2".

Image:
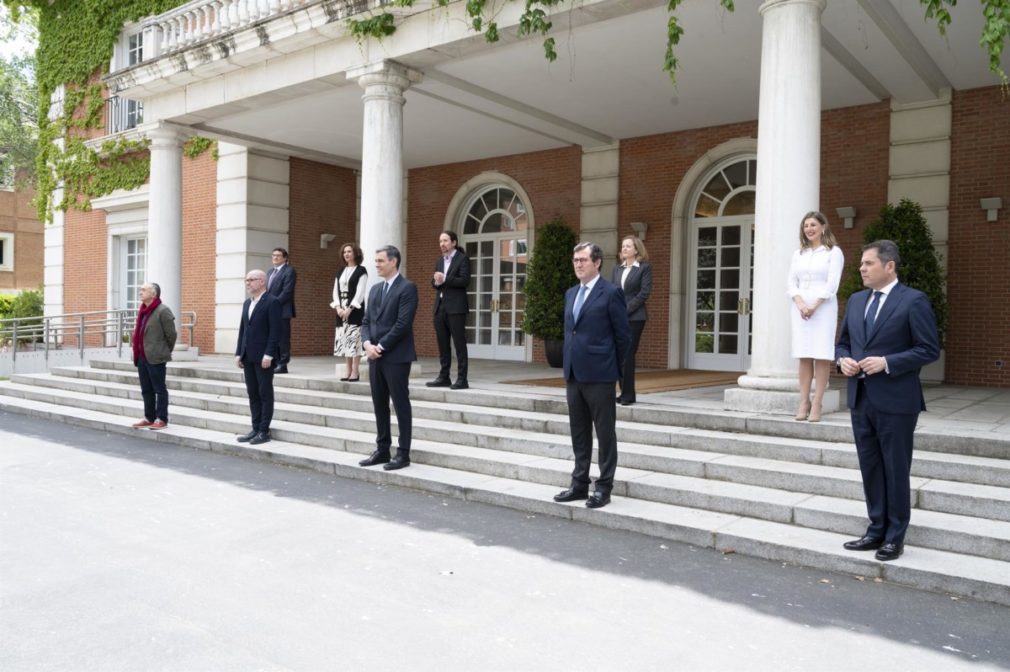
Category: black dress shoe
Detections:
[
  {"x1": 875, "y1": 543, "x2": 904, "y2": 561},
  {"x1": 359, "y1": 450, "x2": 391, "y2": 467},
  {"x1": 339, "y1": 376, "x2": 350, "y2": 382},
  {"x1": 586, "y1": 492, "x2": 611, "y2": 509},
  {"x1": 275, "y1": 366, "x2": 288, "y2": 374},
  {"x1": 383, "y1": 454, "x2": 410, "y2": 470},
  {"x1": 842, "y1": 535, "x2": 884, "y2": 551},
  {"x1": 619, "y1": 399, "x2": 635, "y2": 406},
  {"x1": 248, "y1": 431, "x2": 271, "y2": 445},
  {"x1": 553, "y1": 487, "x2": 589, "y2": 503},
  {"x1": 237, "y1": 430, "x2": 257, "y2": 443},
  {"x1": 450, "y1": 380, "x2": 469, "y2": 390},
  {"x1": 347, "y1": 377, "x2": 360, "y2": 382},
  {"x1": 426, "y1": 378, "x2": 451, "y2": 388}
]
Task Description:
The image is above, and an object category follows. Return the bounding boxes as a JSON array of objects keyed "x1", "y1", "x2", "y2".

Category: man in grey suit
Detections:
[{"x1": 359, "y1": 245, "x2": 419, "y2": 471}]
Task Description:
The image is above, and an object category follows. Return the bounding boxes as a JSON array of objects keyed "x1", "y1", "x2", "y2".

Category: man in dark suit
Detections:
[
  {"x1": 359, "y1": 245, "x2": 418, "y2": 471},
  {"x1": 267, "y1": 247, "x2": 296, "y2": 373},
  {"x1": 836, "y1": 239, "x2": 940, "y2": 561},
  {"x1": 553, "y1": 242, "x2": 631, "y2": 509},
  {"x1": 427, "y1": 230, "x2": 471, "y2": 390},
  {"x1": 235, "y1": 269, "x2": 282, "y2": 445}
]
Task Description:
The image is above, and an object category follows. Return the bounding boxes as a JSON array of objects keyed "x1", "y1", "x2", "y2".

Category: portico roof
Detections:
[{"x1": 104, "y1": 0, "x2": 1000, "y2": 169}]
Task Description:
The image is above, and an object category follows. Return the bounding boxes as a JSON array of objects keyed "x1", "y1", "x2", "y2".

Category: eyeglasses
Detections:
[{"x1": 572, "y1": 257, "x2": 592, "y2": 264}]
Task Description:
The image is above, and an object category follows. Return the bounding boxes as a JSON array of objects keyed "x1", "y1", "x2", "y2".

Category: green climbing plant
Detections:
[{"x1": 347, "y1": 0, "x2": 1009, "y2": 86}]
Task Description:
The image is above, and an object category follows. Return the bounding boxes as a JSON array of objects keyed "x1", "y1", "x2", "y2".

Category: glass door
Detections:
[
  {"x1": 464, "y1": 236, "x2": 527, "y2": 360},
  {"x1": 687, "y1": 217, "x2": 753, "y2": 372}
]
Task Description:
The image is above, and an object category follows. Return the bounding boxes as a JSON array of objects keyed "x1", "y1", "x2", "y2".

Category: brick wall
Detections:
[
  {"x1": 407, "y1": 146, "x2": 583, "y2": 360},
  {"x1": 0, "y1": 187, "x2": 43, "y2": 291},
  {"x1": 181, "y1": 150, "x2": 216, "y2": 352},
  {"x1": 63, "y1": 206, "x2": 108, "y2": 346},
  {"x1": 947, "y1": 86, "x2": 1010, "y2": 387},
  {"x1": 287, "y1": 158, "x2": 358, "y2": 356},
  {"x1": 619, "y1": 101, "x2": 890, "y2": 370}
]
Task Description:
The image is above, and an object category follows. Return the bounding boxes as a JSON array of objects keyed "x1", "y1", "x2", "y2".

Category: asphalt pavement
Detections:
[{"x1": 2, "y1": 410, "x2": 1008, "y2": 671}]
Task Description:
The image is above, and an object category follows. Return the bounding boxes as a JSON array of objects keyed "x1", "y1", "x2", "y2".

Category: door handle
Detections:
[{"x1": 737, "y1": 299, "x2": 744, "y2": 315}]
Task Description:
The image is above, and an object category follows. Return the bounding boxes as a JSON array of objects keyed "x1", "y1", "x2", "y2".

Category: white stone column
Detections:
[
  {"x1": 348, "y1": 61, "x2": 420, "y2": 282},
  {"x1": 725, "y1": 0, "x2": 837, "y2": 413},
  {"x1": 146, "y1": 125, "x2": 184, "y2": 337}
]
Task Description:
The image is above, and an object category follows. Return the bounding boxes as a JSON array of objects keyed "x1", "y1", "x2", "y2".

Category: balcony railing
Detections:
[
  {"x1": 106, "y1": 95, "x2": 144, "y2": 135},
  {"x1": 131, "y1": 0, "x2": 314, "y2": 62}
]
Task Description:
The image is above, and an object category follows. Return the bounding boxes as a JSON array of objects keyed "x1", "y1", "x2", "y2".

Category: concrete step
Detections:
[
  {"x1": 1, "y1": 391, "x2": 1008, "y2": 608},
  {"x1": 33, "y1": 368, "x2": 1010, "y2": 492},
  {"x1": 80, "y1": 360, "x2": 1010, "y2": 461},
  {"x1": 4, "y1": 378, "x2": 1010, "y2": 564}
]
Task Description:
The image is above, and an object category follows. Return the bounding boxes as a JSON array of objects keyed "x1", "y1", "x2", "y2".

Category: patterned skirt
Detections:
[{"x1": 334, "y1": 323, "x2": 363, "y2": 357}]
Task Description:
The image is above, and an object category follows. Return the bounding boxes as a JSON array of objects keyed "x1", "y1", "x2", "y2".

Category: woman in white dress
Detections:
[
  {"x1": 787, "y1": 211, "x2": 844, "y2": 422},
  {"x1": 331, "y1": 243, "x2": 368, "y2": 381}
]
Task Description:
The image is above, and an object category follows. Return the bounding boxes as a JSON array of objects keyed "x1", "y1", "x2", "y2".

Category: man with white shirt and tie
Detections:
[
  {"x1": 235, "y1": 269, "x2": 282, "y2": 445},
  {"x1": 836, "y1": 240, "x2": 939, "y2": 562},
  {"x1": 428, "y1": 230, "x2": 471, "y2": 390},
  {"x1": 358, "y1": 245, "x2": 418, "y2": 472},
  {"x1": 553, "y1": 242, "x2": 631, "y2": 509}
]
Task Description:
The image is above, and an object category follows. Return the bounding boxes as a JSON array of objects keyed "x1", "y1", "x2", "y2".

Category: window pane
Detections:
[
  {"x1": 696, "y1": 292, "x2": 715, "y2": 311},
  {"x1": 722, "y1": 226, "x2": 741, "y2": 246},
  {"x1": 482, "y1": 213, "x2": 503, "y2": 234},
  {"x1": 723, "y1": 161, "x2": 747, "y2": 189},
  {"x1": 721, "y1": 269, "x2": 740, "y2": 288},
  {"x1": 695, "y1": 194, "x2": 719, "y2": 218},
  {"x1": 721, "y1": 312, "x2": 739, "y2": 333},
  {"x1": 696, "y1": 312, "x2": 714, "y2": 331},
  {"x1": 697, "y1": 270, "x2": 716, "y2": 290},
  {"x1": 720, "y1": 291, "x2": 738, "y2": 311},
  {"x1": 722, "y1": 190, "x2": 756, "y2": 216},
  {"x1": 719, "y1": 334, "x2": 739, "y2": 354},
  {"x1": 702, "y1": 173, "x2": 731, "y2": 202},
  {"x1": 695, "y1": 333, "x2": 714, "y2": 353},
  {"x1": 697, "y1": 247, "x2": 716, "y2": 268},
  {"x1": 721, "y1": 247, "x2": 740, "y2": 267},
  {"x1": 698, "y1": 227, "x2": 717, "y2": 247}
]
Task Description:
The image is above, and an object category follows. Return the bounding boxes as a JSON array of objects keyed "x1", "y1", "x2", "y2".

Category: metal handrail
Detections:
[{"x1": 0, "y1": 309, "x2": 197, "y2": 367}]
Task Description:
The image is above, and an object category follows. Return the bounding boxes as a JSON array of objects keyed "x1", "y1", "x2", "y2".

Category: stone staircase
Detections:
[{"x1": 2, "y1": 360, "x2": 1009, "y2": 605}]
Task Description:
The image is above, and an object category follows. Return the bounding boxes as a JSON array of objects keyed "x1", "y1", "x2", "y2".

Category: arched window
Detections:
[
  {"x1": 463, "y1": 187, "x2": 528, "y2": 235},
  {"x1": 693, "y1": 158, "x2": 757, "y2": 218}
]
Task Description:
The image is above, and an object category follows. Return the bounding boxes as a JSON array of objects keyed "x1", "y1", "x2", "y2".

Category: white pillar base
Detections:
[{"x1": 724, "y1": 385, "x2": 840, "y2": 415}]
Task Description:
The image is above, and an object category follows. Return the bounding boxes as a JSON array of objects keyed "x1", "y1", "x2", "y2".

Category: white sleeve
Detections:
[
  {"x1": 351, "y1": 272, "x2": 367, "y2": 309},
  {"x1": 330, "y1": 276, "x2": 340, "y2": 308},
  {"x1": 820, "y1": 246, "x2": 844, "y2": 299}
]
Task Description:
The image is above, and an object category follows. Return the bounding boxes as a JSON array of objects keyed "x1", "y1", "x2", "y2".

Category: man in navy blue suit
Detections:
[
  {"x1": 267, "y1": 247, "x2": 296, "y2": 373},
  {"x1": 553, "y1": 242, "x2": 631, "y2": 509},
  {"x1": 235, "y1": 269, "x2": 282, "y2": 446},
  {"x1": 358, "y1": 245, "x2": 418, "y2": 472},
  {"x1": 836, "y1": 240, "x2": 940, "y2": 561}
]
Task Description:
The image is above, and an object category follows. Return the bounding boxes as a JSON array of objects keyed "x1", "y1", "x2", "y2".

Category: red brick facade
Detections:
[
  {"x1": 407, "y1": 147, "x2": 583, "y2": 361},
  {"x1": 947, "y1": 86, "x2": 1010, "y2": 386},
  {"x1": 287, "y1": 158, "x2": 358, "y2": 356},
  {"x1": 181, "y1": 150, "x2": 217, "y2": 352},
  {"x1": 0, "y1": 187, "x2": 43, "y2": 292}
]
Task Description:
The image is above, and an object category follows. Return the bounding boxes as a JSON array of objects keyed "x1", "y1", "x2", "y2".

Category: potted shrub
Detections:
[
  {"x1": 522, "y1": 216, "x2": 577, "y2": 367},
  {"x1": 839, "y1": 198, "x2": 948, "y2": 378}
]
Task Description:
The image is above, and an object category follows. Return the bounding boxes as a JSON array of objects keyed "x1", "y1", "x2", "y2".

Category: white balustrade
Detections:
[{"x1": 132, "y1": 0, "x2": 313, "y2": 63}]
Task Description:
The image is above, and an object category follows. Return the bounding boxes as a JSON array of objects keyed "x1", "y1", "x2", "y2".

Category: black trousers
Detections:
[
  {"x1": 619, "y1": 320, "x2": 646, "y2": 402},
  {"x1": 243, "y1": 360, "x2": 275, "y2": 433},
  {"x1": 370, "y1": 360, "x2": 412, "y2": 456},
  {"x1": 434, "y1": 305, "x2": 468, "y2": 381},
  {"x1": 565, "y1": 380, "x2": 619, "y2": 495},
  {"x1": 137, "y1": 358, "x2": 169, "y2": 422},
  {"x1": 278, "y1": 317, "x2": 291, "y2": 367},
  {"x1": 851, "y1": 381, "x2": 919, "y2": 545}
]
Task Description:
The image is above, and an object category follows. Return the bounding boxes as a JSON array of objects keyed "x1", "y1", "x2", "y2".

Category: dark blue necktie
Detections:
[
  {"x1": 378, "y1": 282, "x2": 388, "y2": 309},
  {"x1": 864, "y1": 290, "x2": 882, "y2": 338}
]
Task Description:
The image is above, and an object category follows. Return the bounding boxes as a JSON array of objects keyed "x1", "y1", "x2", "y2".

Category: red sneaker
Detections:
[
  {"x1": 149, "y1": 420, "x2": 168, "y2": 430},
  {"x1": 132, "y1": 419, "x2": 154, "y2": 428}
]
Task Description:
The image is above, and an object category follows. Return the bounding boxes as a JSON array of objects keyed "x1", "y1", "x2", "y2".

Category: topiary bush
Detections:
[
  {"x1": 522, "y1": 215, "x2": 577, "y2": 342},
  {"x1": 839, "y1": 198, "x2": 948, "y2": 346}
]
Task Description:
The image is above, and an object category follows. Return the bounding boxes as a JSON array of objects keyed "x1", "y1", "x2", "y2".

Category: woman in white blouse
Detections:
[
  {"x1": 787, "y1": 211, "x2": 844, "y2": 422},
  {"x1": 331, "y1": 243, "x2": 368, "y2": 381}
]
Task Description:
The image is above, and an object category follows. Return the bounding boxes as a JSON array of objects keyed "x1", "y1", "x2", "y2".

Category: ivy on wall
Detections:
[
  {"x1": 3, "y1": 0, "x2": 188, "y2": 221},
  {"x1": 349, "y1": 0, "x2": 1009, "y2": 86}
]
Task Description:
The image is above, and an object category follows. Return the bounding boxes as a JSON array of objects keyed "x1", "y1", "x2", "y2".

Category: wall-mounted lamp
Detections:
[
  {"x1": 320, "y1": 233, "x2": 337, "y2": 249},
  {"x1": 980, "y1": 197, "x2": 1003, "y2": 222},
  {"x1": 630, "y1": 221, "x2": 648, "y2": 241},
  {"x1": 836, "y1": 206, "x2": 857, "y2": 229}
]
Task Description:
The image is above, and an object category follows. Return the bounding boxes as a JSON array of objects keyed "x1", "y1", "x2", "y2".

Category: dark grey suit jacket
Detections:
[{"x1": 362, "y1": 275, "x2": 419, "y2": 364}]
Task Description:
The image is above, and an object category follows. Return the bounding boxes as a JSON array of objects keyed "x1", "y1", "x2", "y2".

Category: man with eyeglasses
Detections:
[
  {"x1": 553, "y1": 242, "x2": 631, "y2": 509},
  {"x1": 235, "y1": 269, "x2": 282, "y2": 445}
]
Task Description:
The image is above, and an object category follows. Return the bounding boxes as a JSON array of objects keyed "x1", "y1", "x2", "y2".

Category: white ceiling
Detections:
[{"x1": 190, "y1": 0, "x2": 1001, "y2": 169}]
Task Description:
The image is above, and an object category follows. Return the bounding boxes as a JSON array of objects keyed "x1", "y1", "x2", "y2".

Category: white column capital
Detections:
[
  {"x1": 147, "y1": 123, "x2": 186, "y2": 149},
  {"x1": 348, "y1": 61, "x2": 423, "y2": 102},
  {"x1": 758, "y1": 0, "x2": 826, "y2": 16}
]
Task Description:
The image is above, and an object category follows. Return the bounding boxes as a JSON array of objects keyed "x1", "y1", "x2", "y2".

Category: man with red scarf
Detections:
[{"x1": 132, "y1": 282, "x2": 177, "y2": 430}]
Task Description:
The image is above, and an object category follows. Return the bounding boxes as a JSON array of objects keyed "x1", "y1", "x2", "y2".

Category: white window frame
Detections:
[{"x1": 0, "y1": 232, "x2": 13, "y2": 272}]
